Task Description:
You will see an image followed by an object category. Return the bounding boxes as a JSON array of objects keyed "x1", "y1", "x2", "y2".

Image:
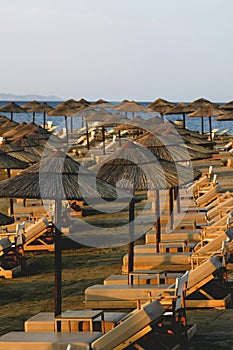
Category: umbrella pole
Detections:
[
  {"x1": 54, "y1": 200, "x2": 62, "y2": 330},
  {"x1": 118, "y1": 130, "x2": 122, "y2": 147},
  {"x1": 102, "y1": 127, "x2": 106, "y2": 155},
  {"x1": 43, "y1": 112, "x2": 46, "y2": 129},
  {"x1": 11, "y1": 112, "x2": 13, "y2": 121},
  {"x1": 209, "y1": 116, "x2": 213, "y2": 141},
  {"x1": 70, "y1": 116, "x2": 73, "y2": 133},
  {"x1": 183, "y1": 113, "x2": 186, "y2": 129},
  {"x1": 65, "y1": 116, "x2": 69, "y2": 146},
  {"x1": 128, "y1": 198, "x2": 135, "y2": 285},
  {"x1": 169, "y1": 188, "x2": 174, "y2": 230},
  {"x1": 32, "y1": 112, "x2": 35, "y2": 124},
  {"x1": 201, "y1": 118, "x2": 204, "y2": 134},
  {"x1": 86, "y1": 122, "x2": 90, "y2": 150},
  {"x1": 6, "y1": 169, "x2": 14, "y2": 215},
  {"x1": 174, "y1": 186, "x2": 181, "y2": 213},
  {"x1": 155, "y1": 189, "x2": 161, "y2": 253}
]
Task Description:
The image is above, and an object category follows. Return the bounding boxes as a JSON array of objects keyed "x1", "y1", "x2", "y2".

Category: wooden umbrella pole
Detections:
[
  {"x1": 102, "y1": 127, "x2": 106, "y2": 155},
  {"x1": 43, "y1": 112, "x2": 46, "y2": 129},
  {"x1": 70, "y1": 116, "x2": 73, "y2": 133},
  {"x1": 169, "y1": 188, "x2": 174, "y2": 230},
  {"x1": 155, "y1": 189, "x2": 161, "y2": 253},
  {"x1": 86, "y1": 122, "x2": 90, "y2": 150},
  {"x1": 183, "y1": 113, "x2": 186, "y2": 129},
  {"x1": 65, "y1": 116, "x2": 69, "y2": 146},
  {"x1": 32, "y1": 112, "x2": 35, "y2": 124},
  {"x1": 54, "y1": 200, "x2": 62, "y2": 330},
  {"x1": 11, "y1": 112, "x2": 13, "y2": 121},
  {"x1": 209, "y1": 116, "x2": 213, "y2": 141},
  {"x1": 6, "y1": 168, "x2": 14, "y2": 215},
  {"x1": 118, "y1": 130, "x2": 122, "y2": 147},
  {"x1": 174, "y1": 186, "x2": 181, "y2": 213},
  {"x1": 201, "y1": 118, "x2": 204, "y2": 134},
  {"x1": 128, "y1": 198, "x2": 135, "y2": 285}
]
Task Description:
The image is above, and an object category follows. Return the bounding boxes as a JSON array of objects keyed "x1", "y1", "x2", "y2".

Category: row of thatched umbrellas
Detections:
[{"x1": 0, "y1": 96, "x2": 231, "y2": 325}]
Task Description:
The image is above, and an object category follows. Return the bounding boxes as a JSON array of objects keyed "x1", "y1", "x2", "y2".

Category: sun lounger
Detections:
[
  {"x1": 23, "y1": 217, "x2": 53, "y2": 251},
  {"x1": 122, "y1": 252, "x2": 191, "y2": 273},
  {"x1": 0, "y1": 332, "x2": 102, "y2": 350},
  {"x1": 25, "y1": 311, "x2": 127, "y2": 333},
  {"x1": 146, "y1": 229, "x2": 201, "y2": 244},
  {"x1": 0, "y1": 301, "x2": 167, "y2": 350},
  {"x1": 195, "y1": 184, "x2": 222, "y2": 207},
  {"x1": 0, "y1": 237, "x2": 23, "y2": 278}
]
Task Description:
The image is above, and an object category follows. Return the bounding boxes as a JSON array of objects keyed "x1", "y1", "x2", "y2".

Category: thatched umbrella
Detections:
[
  {"x1": 0, "y1": 102, "x2": 26, "y2": 121},
  {"x1": 83, "y1": 109, "x2": 113, "y2": 154},
  {"x1": 29, "y1": 103, "x2": 54, "y2": 129},
  {"x1": 92, "y1": 98, "x2": 108, "y2": 106},
  {"x1": 99, "y1": 113, "x2": 129, "y2": 147},
  {"x1": 0, "y1": 150, "x2": 28, "y2": 214},
  {"x1": 147, "y1": 100, "x2": 175, "y2": 121},
  {"x1": 21, "y1": 100, "x2": 41, "y2": 123},
  {"x1": 114, "y1": 100, "x2": 147, "y2": 119},
  {"x1": 163, "y1": 102, "x2": 195, "y2": 129},
  {"x1": 2, "y1": 122, "x2": 28, "y2": 139},
  {"x1": 0, "y1": 150, "x2": 121, "y2": 324},
  {"x1": 216, "y1": 110, "x2": 233, "y2": 121},
  {"x1": 55, "y1": 99, "x2": 87, "y2": 132},
  {"x1": 187, "y1": 105, "x2": 223, "y2": 141},
  {"x1": 0, "y1": 116, "x2": 10, "y2": 125},
  {"x1": 188, "y1": 98, "x2": 219, "y2": 109},
  {"x1": 12, "y1": 136, "x2": 52, "y2": 157},
  {"x1": 147, "y1": 98, "x2": 169, "y2": 107},
  {"x1": 219, "y1": 100, "x2": 233, "y2": 111},
  {"x1": 48, "y1": 105, "x2": 81, "y2": 146},
  {"x1": 0, "y1": 120, "x2": 19, "y2": 136},
  {"x1": 0, "y1": 212, "x2": 14, "y2": 226},
  {"x1": 92, "y1": 141, "x2": 197, "y2": 276}
]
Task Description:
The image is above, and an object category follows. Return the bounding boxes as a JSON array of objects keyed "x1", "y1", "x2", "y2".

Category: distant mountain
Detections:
[{"x1": 0, "y1": 93, "x2": 62, "y2": 101}]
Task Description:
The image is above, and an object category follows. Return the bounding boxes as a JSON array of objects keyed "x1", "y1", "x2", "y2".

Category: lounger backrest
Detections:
[
  {"x1": 91, "y1": 300, "x2": 164, "y2": 350},
  {"x1": 196, "y1": 184, "x2": 221, "y2": 207},
  {"x1": 24, "y1": 217, "x2": 49, "y2": 241},
  {"x1": 187, "y1": 256, "x2": 222, "y2": 290},
  {"x1": 195, "y1": 232, "x2": 227, "y2": 255},
  {"x1": 16, "y1": 221, "x2": 26, "y2": 246},
  {"x1": 186, "y1": 175, "x2": 208, "y2": 194},
  {"x1": 174, "y1": 270, "x2": 189, "y2": 311},
  {"x1": 207, "y1": 196, "x2": 233, "y2": 221}
]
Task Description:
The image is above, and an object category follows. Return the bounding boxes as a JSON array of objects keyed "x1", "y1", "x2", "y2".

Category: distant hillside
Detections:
[{"x1": 0, "y1": 93, "x2": 62, "y2": 101}]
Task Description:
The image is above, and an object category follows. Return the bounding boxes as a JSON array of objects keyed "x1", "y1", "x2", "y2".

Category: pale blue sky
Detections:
[{"x1": 0, "y1": 0, "x2": 233, "y2": 101}]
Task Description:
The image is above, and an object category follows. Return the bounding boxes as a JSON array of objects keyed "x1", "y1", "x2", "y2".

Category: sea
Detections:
[{"x1": 0, "y1": 101, "x2": 232, "y2": 135}]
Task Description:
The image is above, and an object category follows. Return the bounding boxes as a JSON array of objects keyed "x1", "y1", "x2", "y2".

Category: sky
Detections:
[{"x1": 0, "y1": 0, "x2": 233, "y2": 102}]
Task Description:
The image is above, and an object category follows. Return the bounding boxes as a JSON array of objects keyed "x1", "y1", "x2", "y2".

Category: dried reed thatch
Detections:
[
  {"x1": 219, "y1": 100, "x2": 233, "y2": 111},
  {"x1": 0, "y1": 150, "x2": 28, "y2": 169},
  {"x1": 0, "y1": 102, "x2": 26, "y2": 121},
  {"x1": 0, "y1": 150, "x2": 120, "y2": 200}
]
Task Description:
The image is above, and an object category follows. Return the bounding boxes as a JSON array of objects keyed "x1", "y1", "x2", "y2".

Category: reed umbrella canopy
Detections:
[
  {"x1": 220, "y1": 100, "x2": 233, "y2": 111},
  {"x1": 163, "y1": 102, "x2": 195, "y2": 129},
  {"x1": 0, "y1": 102, "x2": 26, "y2": 121},
  {"x1": 114, "y1": 100, "x2": 147, "y2": 119},
  {"x1": 29, "y1": 103, "x2": 54, "y2": 129},
  {"x1": 0, "y1": 212, "x2": 14, "y2": 226},
  {"x1": 187, "y1": 104, "x2": 223, "y2": 140},
  {"x1": 0, "y1": 150, "x2": 125, "y2": 321},
  {"x1": 21, "y1": 100, "x2": 41, "y2": 123}
]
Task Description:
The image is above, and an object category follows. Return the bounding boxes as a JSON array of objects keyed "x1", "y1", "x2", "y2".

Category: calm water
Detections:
[{"x1": 0, "y1": 100, "x2": 232, "y2": 134}]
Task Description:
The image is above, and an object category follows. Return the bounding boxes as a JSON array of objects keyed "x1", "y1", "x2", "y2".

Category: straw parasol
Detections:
[
  {"x1": 92, "y1": 141, "x2": 197, "y2": 275},
  {"x1": 48, "y1": 105, "x2": 81, "y2": 146},
  {"x1": 2, "y1": 122, "x2": 28, "y2": 139},
  {"x1": 0, "y1": 102, "x2": 26, "y2": 121},
  {"x1": 114, "y1": 100, "x2": 147, "y2": 119},
  {"x1": 0, "y1": 120, "x2": 19, "y2": 136},
  {"x1": 216, "y1": 110, "x2": 233, "y2": 121},
  {"x1": 187, "y1": 105, "x2": 223, "y2": 141},
  {"x1": 21, "y1": 100, "x2": 41, "y2": 123},
  {"x1": 98, "y1": 113, "x2": 129, "y2": 148},
  {"x1": 163, "y1": 102, "x2": 195, "y2": 129},
  {"x1": 55, "y1": 99, "x2": 87, "y2": 132},
  {"x1": 0, "y1": 150, "x2": 122, "y2": 324},
  {"x1": 188, "y1": 98, "x2": 219, "y2": 108},
  {"x1": 91, "y1": 98, "x2": 108, "y2": 106},
  {"x1": 219, "y1": 100, "x2": 233, "y2": 111},
  {"x1": 0, "y1": 116, "x2": 10, "y2": 125},
  {"x1": 29, "y1": 103, "x2": 54, "y2": 129},
  {"x1": 0, "y1": 149, "x2": 29, "y2": 214}
]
